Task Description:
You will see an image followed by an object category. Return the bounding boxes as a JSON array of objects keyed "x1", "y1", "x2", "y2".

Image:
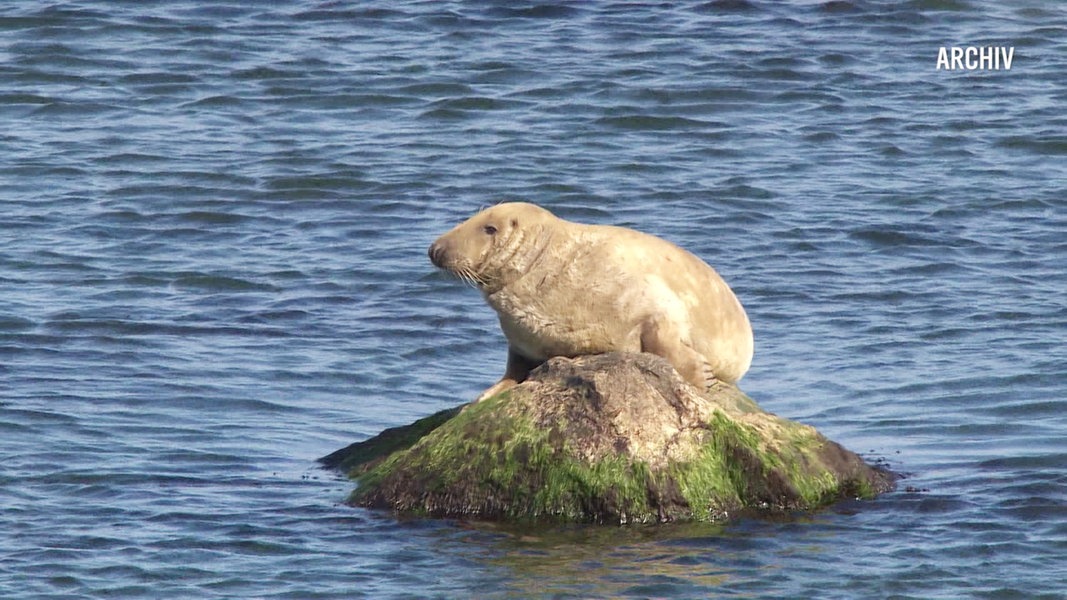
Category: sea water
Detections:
[{"x1": 2, "y1": 2, "x2": 1065, "y2": 598}]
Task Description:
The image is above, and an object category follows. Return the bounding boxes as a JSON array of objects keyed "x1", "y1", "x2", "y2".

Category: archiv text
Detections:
[{"x1": 937, "y1": 47, "x2": 1014, "y2": 71}]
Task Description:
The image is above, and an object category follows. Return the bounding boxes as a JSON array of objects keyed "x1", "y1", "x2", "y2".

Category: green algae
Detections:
[
  {"x1": 351, "y1": 393, "x2": 661, "y2": 522},
  {"x1": 348, "y1": 402, "x2": 882, "y2": 523}
]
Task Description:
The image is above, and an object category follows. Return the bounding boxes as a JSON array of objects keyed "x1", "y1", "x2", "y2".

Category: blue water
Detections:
[{"x1": 2, "y1": 2, "x2": 1065, "y2": 598}]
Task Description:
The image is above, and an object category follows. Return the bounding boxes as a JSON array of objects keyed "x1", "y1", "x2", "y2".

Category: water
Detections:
[{"x1": 2, "y1": 1, "x2": 1065, "y2": 598}]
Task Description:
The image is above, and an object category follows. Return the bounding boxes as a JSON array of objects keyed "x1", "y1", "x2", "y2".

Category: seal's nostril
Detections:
[{"x1": 429, "y1": 243, "x2": 444, "y2": 267}]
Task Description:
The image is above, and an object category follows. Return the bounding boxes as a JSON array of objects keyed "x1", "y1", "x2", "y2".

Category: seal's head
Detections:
[{"x1": 429, "y1": 202, "x2": 556, "y2": 293}]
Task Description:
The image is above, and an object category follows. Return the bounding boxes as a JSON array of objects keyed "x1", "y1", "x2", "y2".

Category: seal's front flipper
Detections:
[
  {"x1": 474, "y1": 379, "x2": 517, "y2": 404},
  {"x1": 474, "y1": 347, "x2": 541, "y2": 403}
]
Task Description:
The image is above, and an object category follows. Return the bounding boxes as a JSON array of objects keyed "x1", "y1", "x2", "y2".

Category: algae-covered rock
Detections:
[{"x1": 322, "y1": 352, "x2": 895, "y2": 524}]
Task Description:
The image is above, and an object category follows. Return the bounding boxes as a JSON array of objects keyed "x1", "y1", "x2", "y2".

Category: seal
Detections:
[{"x1": 428, "y1": 202, "x2": 754, "y2": 402}]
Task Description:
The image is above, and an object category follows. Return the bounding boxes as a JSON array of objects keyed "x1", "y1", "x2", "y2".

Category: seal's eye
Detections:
[{"x1": 483, "y1": 225, "x2": 498, "y2": 235}]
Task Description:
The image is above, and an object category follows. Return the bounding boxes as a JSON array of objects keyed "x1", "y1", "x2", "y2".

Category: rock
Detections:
[{"x1": 321, "y1": 352, "x2": 895, "y2": 524}]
